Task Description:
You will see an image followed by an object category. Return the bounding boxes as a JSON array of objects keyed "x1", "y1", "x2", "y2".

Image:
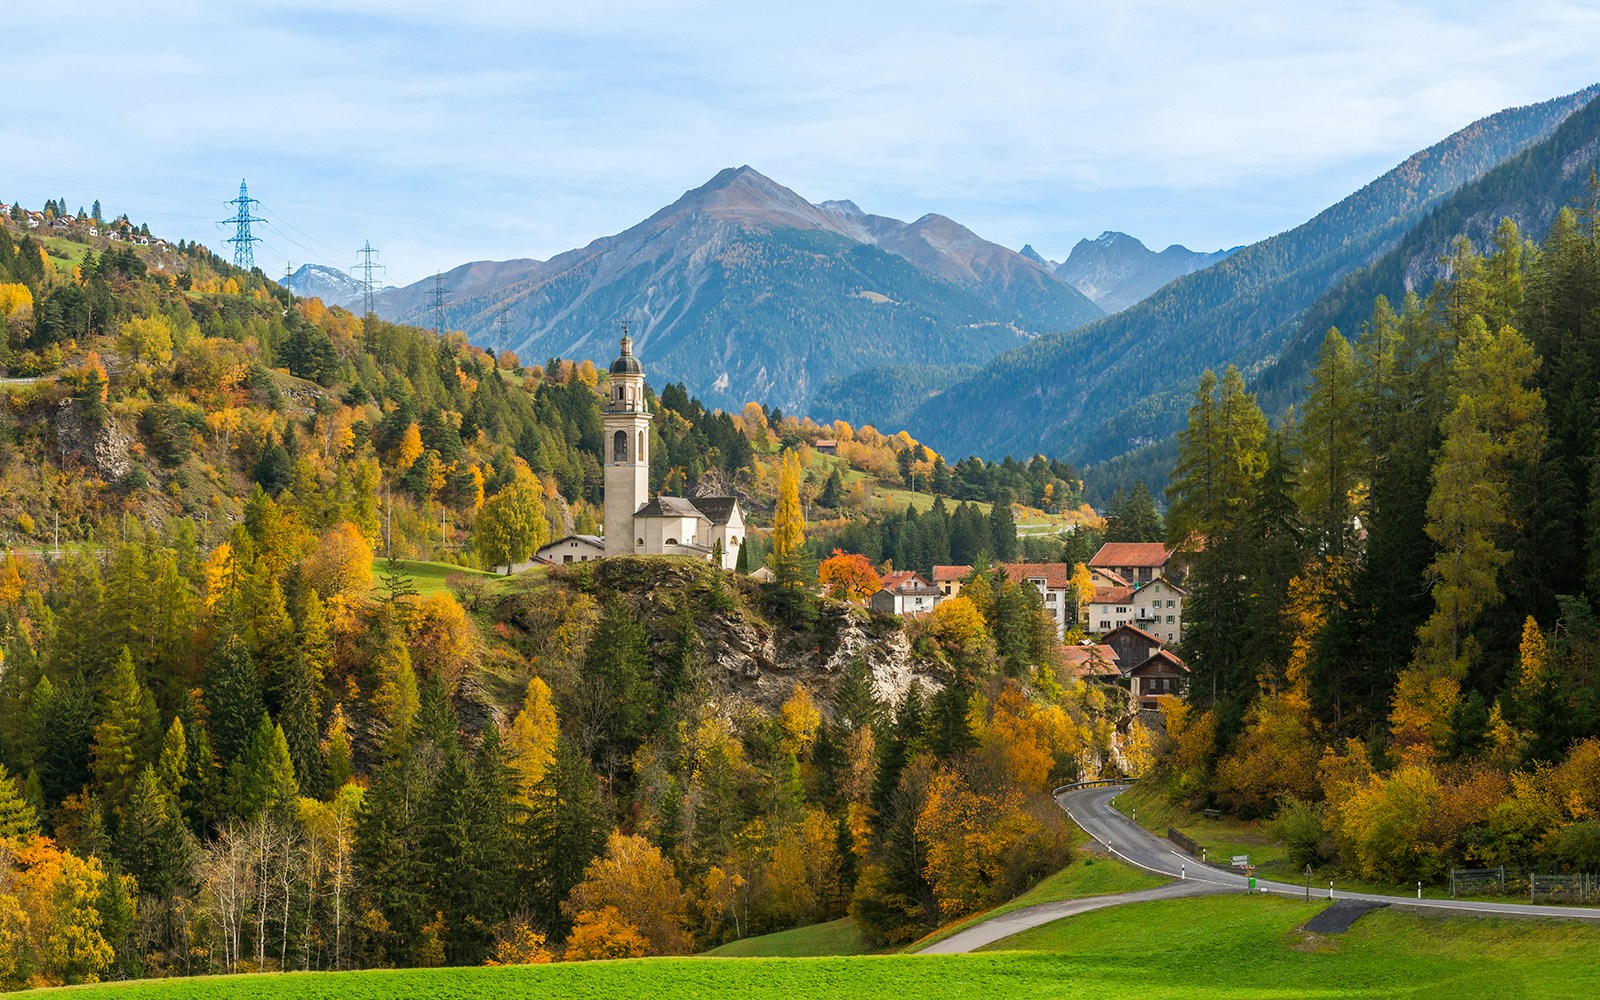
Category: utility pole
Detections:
[
  {"x1": 354, "y1": 241, "x2": 384, "y2": 316},
  {"x1": 220, "y1": 180, "x2": 265, "y2": 271},
  {"x1": 432, "y1": 272, "x2": 447, "y2": 335},
  {"x1": 284, "y1": 262, "x2": 294, "y2": 303}
]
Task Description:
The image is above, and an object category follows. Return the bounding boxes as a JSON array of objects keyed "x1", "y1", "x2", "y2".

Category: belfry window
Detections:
[{"x1": 613, "y1": 430, "x2": 627, "y2": 462}]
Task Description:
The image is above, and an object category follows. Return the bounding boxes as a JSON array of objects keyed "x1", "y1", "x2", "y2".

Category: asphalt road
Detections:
[
  {"x1": 1059, "y1": 784, "x2": 1600, "y2": 922},
  {"x1": 917, "y1": 880, "x2": 1224, "y2": 954}
]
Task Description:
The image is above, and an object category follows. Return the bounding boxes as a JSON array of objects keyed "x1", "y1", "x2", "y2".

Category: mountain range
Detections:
[
  {"x1": 910, "y1": 83, "x2": 1600, "y2": 471},
  {"x1": 373, "y1": 168, "x2": 1104, "y2": 415},
  {"x1": 1047, "y1": 232, "x2": 1235, "y2": 313}
]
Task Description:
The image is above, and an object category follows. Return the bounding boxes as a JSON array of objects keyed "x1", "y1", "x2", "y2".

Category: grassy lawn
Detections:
[
  {"x1": 369, "y1": 557, "x2": 531, "y2": 597},
  {"x1": 702, "y1": 917, "x2": 871, "y2": 957},
  {"x1": 908, "y1": 849, "x2": 1168, "y2": 951},
  {"x1": 1114, "y1": 783, "x2": 1289, "y2": 871},
  {"x1": 976, "y1": 892, "x2": 1600, "y2": 995},
  {"x1": 37, "y1": 894, "x2": 1600, "y2": 999}
]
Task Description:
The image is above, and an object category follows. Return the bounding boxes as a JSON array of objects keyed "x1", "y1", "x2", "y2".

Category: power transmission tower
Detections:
[
  {"x1": 220, "y1": 179, "x2": 265, "y2": 272},
  {"x1": 353, "y1": 241, "x2": 385, "y2": 316},
  {"x1": 283, "y1": 262, "x2": 294, "y2": 302},
  {"x1": 431, "y1": 272, "x2": 447, "y2": 334}
]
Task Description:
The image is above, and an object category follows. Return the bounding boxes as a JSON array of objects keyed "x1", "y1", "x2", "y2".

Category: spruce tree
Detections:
[
  {"x1": 576, "y1": 597, "x2": 651, "y2": 777},
  {"x1": 204, "y1": 621, "x2": 262, "y2": 766},
  {"x1": 989, "y1": 492, "x2": 1017, "y2": 562},
  {"x1": 525, "y1": 736, "x2": 606, "y2": 937}
]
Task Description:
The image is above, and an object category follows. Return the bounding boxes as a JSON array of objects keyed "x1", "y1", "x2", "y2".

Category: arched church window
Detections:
[
  {"x1": 637, "y1": 430, "x2": 645, "y2": 459},
  {"x1": 613, "y1": 430, "x2": 627, "y2": 463},
  {"x1": 666, "y1": 537, "x2": 678, "y2": 546}
]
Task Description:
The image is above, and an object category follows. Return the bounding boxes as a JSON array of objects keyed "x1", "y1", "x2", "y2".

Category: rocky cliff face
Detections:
[
  {"x1": 53, "y1": 397, "x2": 135, "y2": 480},
  {"x1": 587, "y1": 557, "x2": 938, "y2": 714}
]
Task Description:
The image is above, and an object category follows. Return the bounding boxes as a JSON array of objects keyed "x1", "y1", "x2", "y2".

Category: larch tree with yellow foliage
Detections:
[{"x1": 770, "y1": 449, "x2": 806, "y2": 589}]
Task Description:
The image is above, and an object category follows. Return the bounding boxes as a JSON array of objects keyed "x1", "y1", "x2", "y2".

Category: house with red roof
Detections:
[
  {"x1": 931, "y1": 564, "x2": 972, "y2": 598},
  {"x1": 1085, "y1": 544, "x2": 1187, "y2": 644},
  {"x1": 1090, "y1": 542, "x2": 1187, "y2": 587},
  {"x1": 1061, "y1": 641, "x2": 1121, "y2": 681},
  {"x1": 871, "y1": 570, "x2": 942, "y2": 616}
]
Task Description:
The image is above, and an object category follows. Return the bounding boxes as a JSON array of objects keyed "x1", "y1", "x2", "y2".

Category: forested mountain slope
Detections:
[
  {"x1": 912, "y1": 85, "x2": 1600, "y2": 466},
  {"x1": 1254, "y1": 90, "x2": 1600, "y2": 416}
]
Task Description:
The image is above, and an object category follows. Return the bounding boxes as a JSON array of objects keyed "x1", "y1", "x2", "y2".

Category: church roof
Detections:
[
  {"x1": 633, "y1": 495, "x2": 742, "y2": 524},
  {"x1": 610, "y1": 335, "x2": 643, "y2": 376},
  {"x1": 634, "y1": 496, "x2": 708, "y2": 520},
  {"x1": 690, "y1": 496, "x2": 741, "y2": 525}
]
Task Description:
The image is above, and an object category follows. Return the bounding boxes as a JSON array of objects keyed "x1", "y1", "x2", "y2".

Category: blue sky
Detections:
[{"x1": 3, "y1": 1, "x2": 1598, "y2": 286}]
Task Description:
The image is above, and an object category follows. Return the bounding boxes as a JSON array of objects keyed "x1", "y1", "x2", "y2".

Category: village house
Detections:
[
  {"x1": 932, "y1": 564, "x2": 970, "y2": 598},
  {"x1": 999, "y1": 562, "x2": 1075, "y2": 640},
  {"x1": 1100, "y1": 623, "x2": 1190, "y2": 709},
  {"x1": 814, "y1": 438, "x2": 839, "y2": 455},
  {"x1": 1083, "y1": 545, "x2": 1187, "y2": 644},
  {"x1": 535, "y1": 534, "x2": 606, "y2": 564},
  {"x1": 871, "y1": 569, "x2": 941, "y2": 616},
  {"x1": 1131, "y1": 576, "x2": 1186, "y2": 645},
  {"x1": 1060, "y1": 640, "x2": 1121, "y2": 682},
  {"x1": 1089, "y1": 542, "x2": 1186, "y2": 587}
]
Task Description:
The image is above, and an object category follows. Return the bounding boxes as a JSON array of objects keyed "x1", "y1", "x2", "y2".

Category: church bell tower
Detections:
[{"x1": 603, "y1": 333, "x2": 651, "y2": 557}]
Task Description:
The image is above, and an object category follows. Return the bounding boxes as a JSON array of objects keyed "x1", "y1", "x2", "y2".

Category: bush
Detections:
[{"x1": 1272, "y1": 797, "x2": 1333, "y2": 868}]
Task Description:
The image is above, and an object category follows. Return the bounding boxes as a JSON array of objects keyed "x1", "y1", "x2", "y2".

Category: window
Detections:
[
  {"x1": 1046, "y1": 592, "x2": 1057, "y2": 602},
  {"x1": 666, "y1": 537, "x2": 679, "y2": 546},
  {"x1": 612, "y1": 430, "x2": 627, "y2": 463},
  {"x1": 1099, "y1": 621, "x2": 1110, "y2": 630},
  {"x1": 637, "y1": 538, "x2": 644, "y2": 546},
  {"x1": 1166, "y1": 600, "x2": 1175, "y2": 608},
  {"x1": 1167, "y1": 615, "x2": 1175, "y2": 623},
  {"x1": 638, "y1": 430, "x2": 645, "y2": 460}
]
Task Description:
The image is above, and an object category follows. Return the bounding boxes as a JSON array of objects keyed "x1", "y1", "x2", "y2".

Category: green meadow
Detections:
[{"x1": 38, "y1": 893, "x2": 1600, "y2": 999}]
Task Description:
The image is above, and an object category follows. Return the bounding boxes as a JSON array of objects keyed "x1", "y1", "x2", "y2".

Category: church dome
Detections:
[{"x1": 610, "y1": 335, "x2": 643, "y2": 375}]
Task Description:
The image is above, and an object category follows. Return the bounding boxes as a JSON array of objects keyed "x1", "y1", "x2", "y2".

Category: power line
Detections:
[
  {"x1": 354, "y1": 241, "x2": 385, "y2": 316},
  {"x1": 219, "y1": 179, "x2": 265, "y2": 272}
]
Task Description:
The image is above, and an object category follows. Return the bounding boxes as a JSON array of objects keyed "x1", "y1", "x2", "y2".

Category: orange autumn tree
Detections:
[
  {"x1": 563, "y1": 906, "x2": 650, "y2": 961},
  {"x1": 818, "y1": 550, "x2": 878, "y2": 604},
  {"x1": 563, "y1": 832, "x2": 691, "y2": 955}
]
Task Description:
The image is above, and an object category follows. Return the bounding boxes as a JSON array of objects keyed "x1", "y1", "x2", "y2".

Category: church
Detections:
[{"x1": 597, "y1": 335, "x2": 746, "y2": 570}]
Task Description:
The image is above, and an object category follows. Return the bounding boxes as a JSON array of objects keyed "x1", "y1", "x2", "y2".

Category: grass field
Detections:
[
  {"x1": 702, "y1": 917, "x2": 871, "y2": 957},
  {"x1": 908, "y1": 849, "x2": 1168, "y2": 951},
  {"x1": 36, "y1": 893, "x2": 1600, "y2": 999},
  {"x1": 369, "y1": 558, "x2": 534, "y2": 597}
]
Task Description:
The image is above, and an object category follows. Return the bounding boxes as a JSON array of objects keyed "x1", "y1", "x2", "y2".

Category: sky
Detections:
[{"x1": 3, "y1": 1, "x2": 1598, "y2": 287}]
